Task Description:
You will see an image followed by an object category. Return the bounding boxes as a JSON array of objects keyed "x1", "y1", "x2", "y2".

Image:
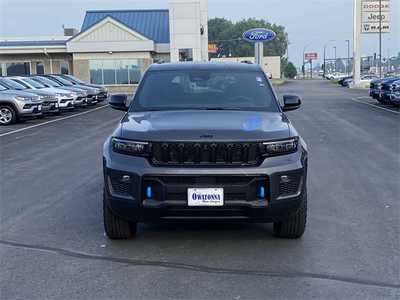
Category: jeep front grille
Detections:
[{"x1": 150, "y1": 142, "x2": 262, "y2": 167}]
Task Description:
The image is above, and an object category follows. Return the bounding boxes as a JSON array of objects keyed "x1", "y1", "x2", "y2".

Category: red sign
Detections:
[
  {"x1": 305, "y1": 52, "x2": 318, "y2": 60},
  {"x1": 208, "y1": 43, "x2": 218, "y2": 54}
]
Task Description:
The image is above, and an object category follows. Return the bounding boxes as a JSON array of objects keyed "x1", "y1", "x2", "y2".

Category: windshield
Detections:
[
  {"x1": 131, "y1": 70, "x2": 279, "y2": 112},
  {"x1": 11, "y1": 79, "x2": 31, "y2": 89},
  {"x1": 22, "y1": 78, "x2": 47, "y2": 89},
  {"x1": 0, "y1": 78, "x2": 28, "y2": 90},
  {"x1": 34, "y1": 76, "x2": 61, "y2": 87},
  {"x1": 51, "y1": 76, "x2": 73, "y2": 86},
  {"x1": 64, "y1": 75, "x2": 84, "y2": 84}
]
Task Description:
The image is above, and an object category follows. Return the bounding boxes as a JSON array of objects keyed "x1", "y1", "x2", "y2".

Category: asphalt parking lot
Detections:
[{"x1": 0, "y1": 80, "x2": 399, "y2": 299}]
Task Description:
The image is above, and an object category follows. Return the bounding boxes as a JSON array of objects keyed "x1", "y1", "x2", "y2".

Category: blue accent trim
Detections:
[
  {"x1": 146, "y1": 186, "x2": 152, "y2": 199},
  {"x1": 259, "y1": 186, "x2": 265, "y2": 199}
]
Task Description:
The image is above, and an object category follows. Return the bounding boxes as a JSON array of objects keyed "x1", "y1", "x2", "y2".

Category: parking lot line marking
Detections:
[
  {"x1": 350, "y1": 98, "x2": 399, "y2": 115},
  {"x1": 0, "y1": 105, "x2": 109, "y2": 137}
]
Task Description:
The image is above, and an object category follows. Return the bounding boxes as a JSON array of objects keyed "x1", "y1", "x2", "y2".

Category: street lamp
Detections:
[
  {"x1": 323, "y1": 40, "x2": 335, "y2": 78},
  {"x1": 346, "y1": 40, "x2": 351, "y2": 76},
  {"x1": 333, "y1": 46, "x2": 337, "y2": 73}
]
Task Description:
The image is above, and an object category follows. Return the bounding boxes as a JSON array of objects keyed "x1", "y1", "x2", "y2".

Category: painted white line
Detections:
[
  {"x1": 0, "y1": 105, "x2": 109, "y2": 137},
  {"x1": 350, "y1": 98, "x2": 399, "y2": 115}
]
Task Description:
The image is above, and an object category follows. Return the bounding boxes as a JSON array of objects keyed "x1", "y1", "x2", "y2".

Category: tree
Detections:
[
  {"x1": 284, "y1": 62, "x2": 297, "y2": 79},
  {"x1": 208, "y1": 18, "x2": 289, "y2": 58}
]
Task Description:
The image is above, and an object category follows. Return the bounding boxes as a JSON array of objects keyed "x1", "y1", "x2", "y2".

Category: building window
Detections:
[
  {"x1": 89, "y1": 60, "x2": 143, "y2": 85},
  {"x1": 179, "y1": 49, "x2": 193, "y2": 62},
  {"x1": 6, "y1": 62, "x2": 31, "y2": 76},
  {"x1": 36, "y1": 62, "x2": 44, "y2": 75},
  {"x1": 60, "y1": 61, "x2": 69, "y2": 74}
]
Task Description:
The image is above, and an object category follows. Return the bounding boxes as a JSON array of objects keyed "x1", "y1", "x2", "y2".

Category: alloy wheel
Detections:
[{"x1": 0, "y1": 107, "x2": 13, "y2": 124}]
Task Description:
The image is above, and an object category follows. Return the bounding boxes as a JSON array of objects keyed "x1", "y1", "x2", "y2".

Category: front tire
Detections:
[
  {"x1": 103, "y1": 190, "x2": 137, "y2": 239},
  {"x1": 0, "y1": 105, "x2": 17, "y2": 125},
  {"x1": 273, "y1": 189, "x2": 307, "y2": 239}
]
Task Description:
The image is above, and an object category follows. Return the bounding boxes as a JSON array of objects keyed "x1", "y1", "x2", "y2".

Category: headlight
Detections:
[
  {"x1": 262, "y1": 138, "x2": 298, "y2": 155},
  {"x1": 15, "y1": 96, "x2": 33, "y2": 101},
  {"x1": 112, "y1": 138, "x2": 149, "y2": 156}
]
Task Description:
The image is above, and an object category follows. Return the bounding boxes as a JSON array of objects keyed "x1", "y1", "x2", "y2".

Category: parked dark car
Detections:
[
  {"x1": 338, "y1": 76, "x2": 352, "y2": 86},
  {"x1": 103, "y1": 62, "x2": 308, "y2": 240},
  {"x1": 369, "y1": 78, "x2": 394, "y2": 103},
  {"x1": 381, "y1": 78, "x2": 400, "y2": 105}
]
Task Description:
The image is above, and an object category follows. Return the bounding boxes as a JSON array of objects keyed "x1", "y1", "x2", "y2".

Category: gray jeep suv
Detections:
[
  {"x1": 103, "y1": 63, "x2": 308, "y2": 239},
  {"x1": 0, "y1": 85, "x2": 42, "y2": 125}
]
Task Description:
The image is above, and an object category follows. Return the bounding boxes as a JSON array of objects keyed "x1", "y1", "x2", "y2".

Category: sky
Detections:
[{"x1": 0, "y1": 0, "x2": 399, "y2": 67}]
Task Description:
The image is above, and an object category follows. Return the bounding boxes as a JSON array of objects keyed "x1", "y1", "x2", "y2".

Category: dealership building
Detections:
[
  {"x1": 0, "y1": 0, "x2": 281, "y2": 91},
  {"x1": 0, "y1": 0, "x2": 209, "y2": 91}
]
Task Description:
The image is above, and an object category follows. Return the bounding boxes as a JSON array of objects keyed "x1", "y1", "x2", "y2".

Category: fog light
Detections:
[
  {"x1": 146, "y1": 186, "x2": 152, "y2": 199},
  {"x1": 280, "y1": 175, "x2": 291, "y2": 184},
  {"x1": 121, "y1": 175, "x2": 130, "y2": 183},
  {"x1": 258, "y1": 186, "x2": 266, "y2": 199}
]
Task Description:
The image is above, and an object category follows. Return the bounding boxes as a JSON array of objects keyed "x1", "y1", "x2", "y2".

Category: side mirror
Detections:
[
  {"x1": 109, "y1": 94, "x2": 128, "y2": 111},
  {"x1": 282, "y1": 95, "x2": 301, "y2": 112}
]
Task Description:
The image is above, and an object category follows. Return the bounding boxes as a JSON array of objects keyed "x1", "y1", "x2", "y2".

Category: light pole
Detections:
[
  {"x1": 323, "y1": 40, "x2": 335, "y2": 78},
  {"x1": 346, "y1": 40, "x2": 350, "y2": 76},
  {"x1": 333, "y1": 46, "x2": 337, "y2": 73}
]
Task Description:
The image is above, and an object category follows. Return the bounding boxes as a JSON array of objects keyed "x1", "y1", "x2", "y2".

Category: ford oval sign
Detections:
[{"x1": 243, "y1": 28, "x2": 276, "y2": 43}]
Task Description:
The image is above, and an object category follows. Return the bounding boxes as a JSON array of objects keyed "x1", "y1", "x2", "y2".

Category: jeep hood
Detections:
[{"x1": 120, "y1": 110, "x2": 291, "y2": 142}]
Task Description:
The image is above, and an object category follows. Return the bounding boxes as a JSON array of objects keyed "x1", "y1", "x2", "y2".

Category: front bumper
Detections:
[
  {"x1": 41, "y1": 101, "x2": 59, "y2": 114},
  {"x1": 73, "y1": 96, "x2": 87, "y2": 107},
  {"x1": 103, "y1": 141, "x2": 308, "y2": 223},
  {"x1": 19, "y1": 103, "x2": 43, "y2": 118},
  {"x1": 86, "y1": 94, "x2": 98, "y2": 105},
  {"x1": 58, "y1": 98, "x2": 74, "y2": 110},
  {"x1": 97, "y1": 92, "x2": 108, "y2": 102},
  {"x1": 389, "y1": 93, "x2": 400, "y2": 105}
]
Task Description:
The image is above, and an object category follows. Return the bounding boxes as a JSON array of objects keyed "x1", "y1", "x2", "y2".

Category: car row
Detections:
[
  {"x1": 369, "y1": 77, "x2": 400, "y2": 107},
  {"x1": 337, "y1": 75, "x2": 378, "y2": 87},
  {"x1": 0, "y1": 74, "x2": 108, "y2": 125}
]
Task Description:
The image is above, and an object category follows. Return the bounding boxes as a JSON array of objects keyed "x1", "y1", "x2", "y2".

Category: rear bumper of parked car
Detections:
[{"x1": 103, "y1": 143, "x2": 308, "y2": 223}]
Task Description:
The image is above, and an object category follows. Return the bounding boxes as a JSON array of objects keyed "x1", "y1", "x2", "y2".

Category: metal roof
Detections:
[
  {"x1": 81, "y1": 9, "x2": 170, "y2": 43},
  {"x1": 0, "y1": 40, "x2": 66, "y2": 47}
]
